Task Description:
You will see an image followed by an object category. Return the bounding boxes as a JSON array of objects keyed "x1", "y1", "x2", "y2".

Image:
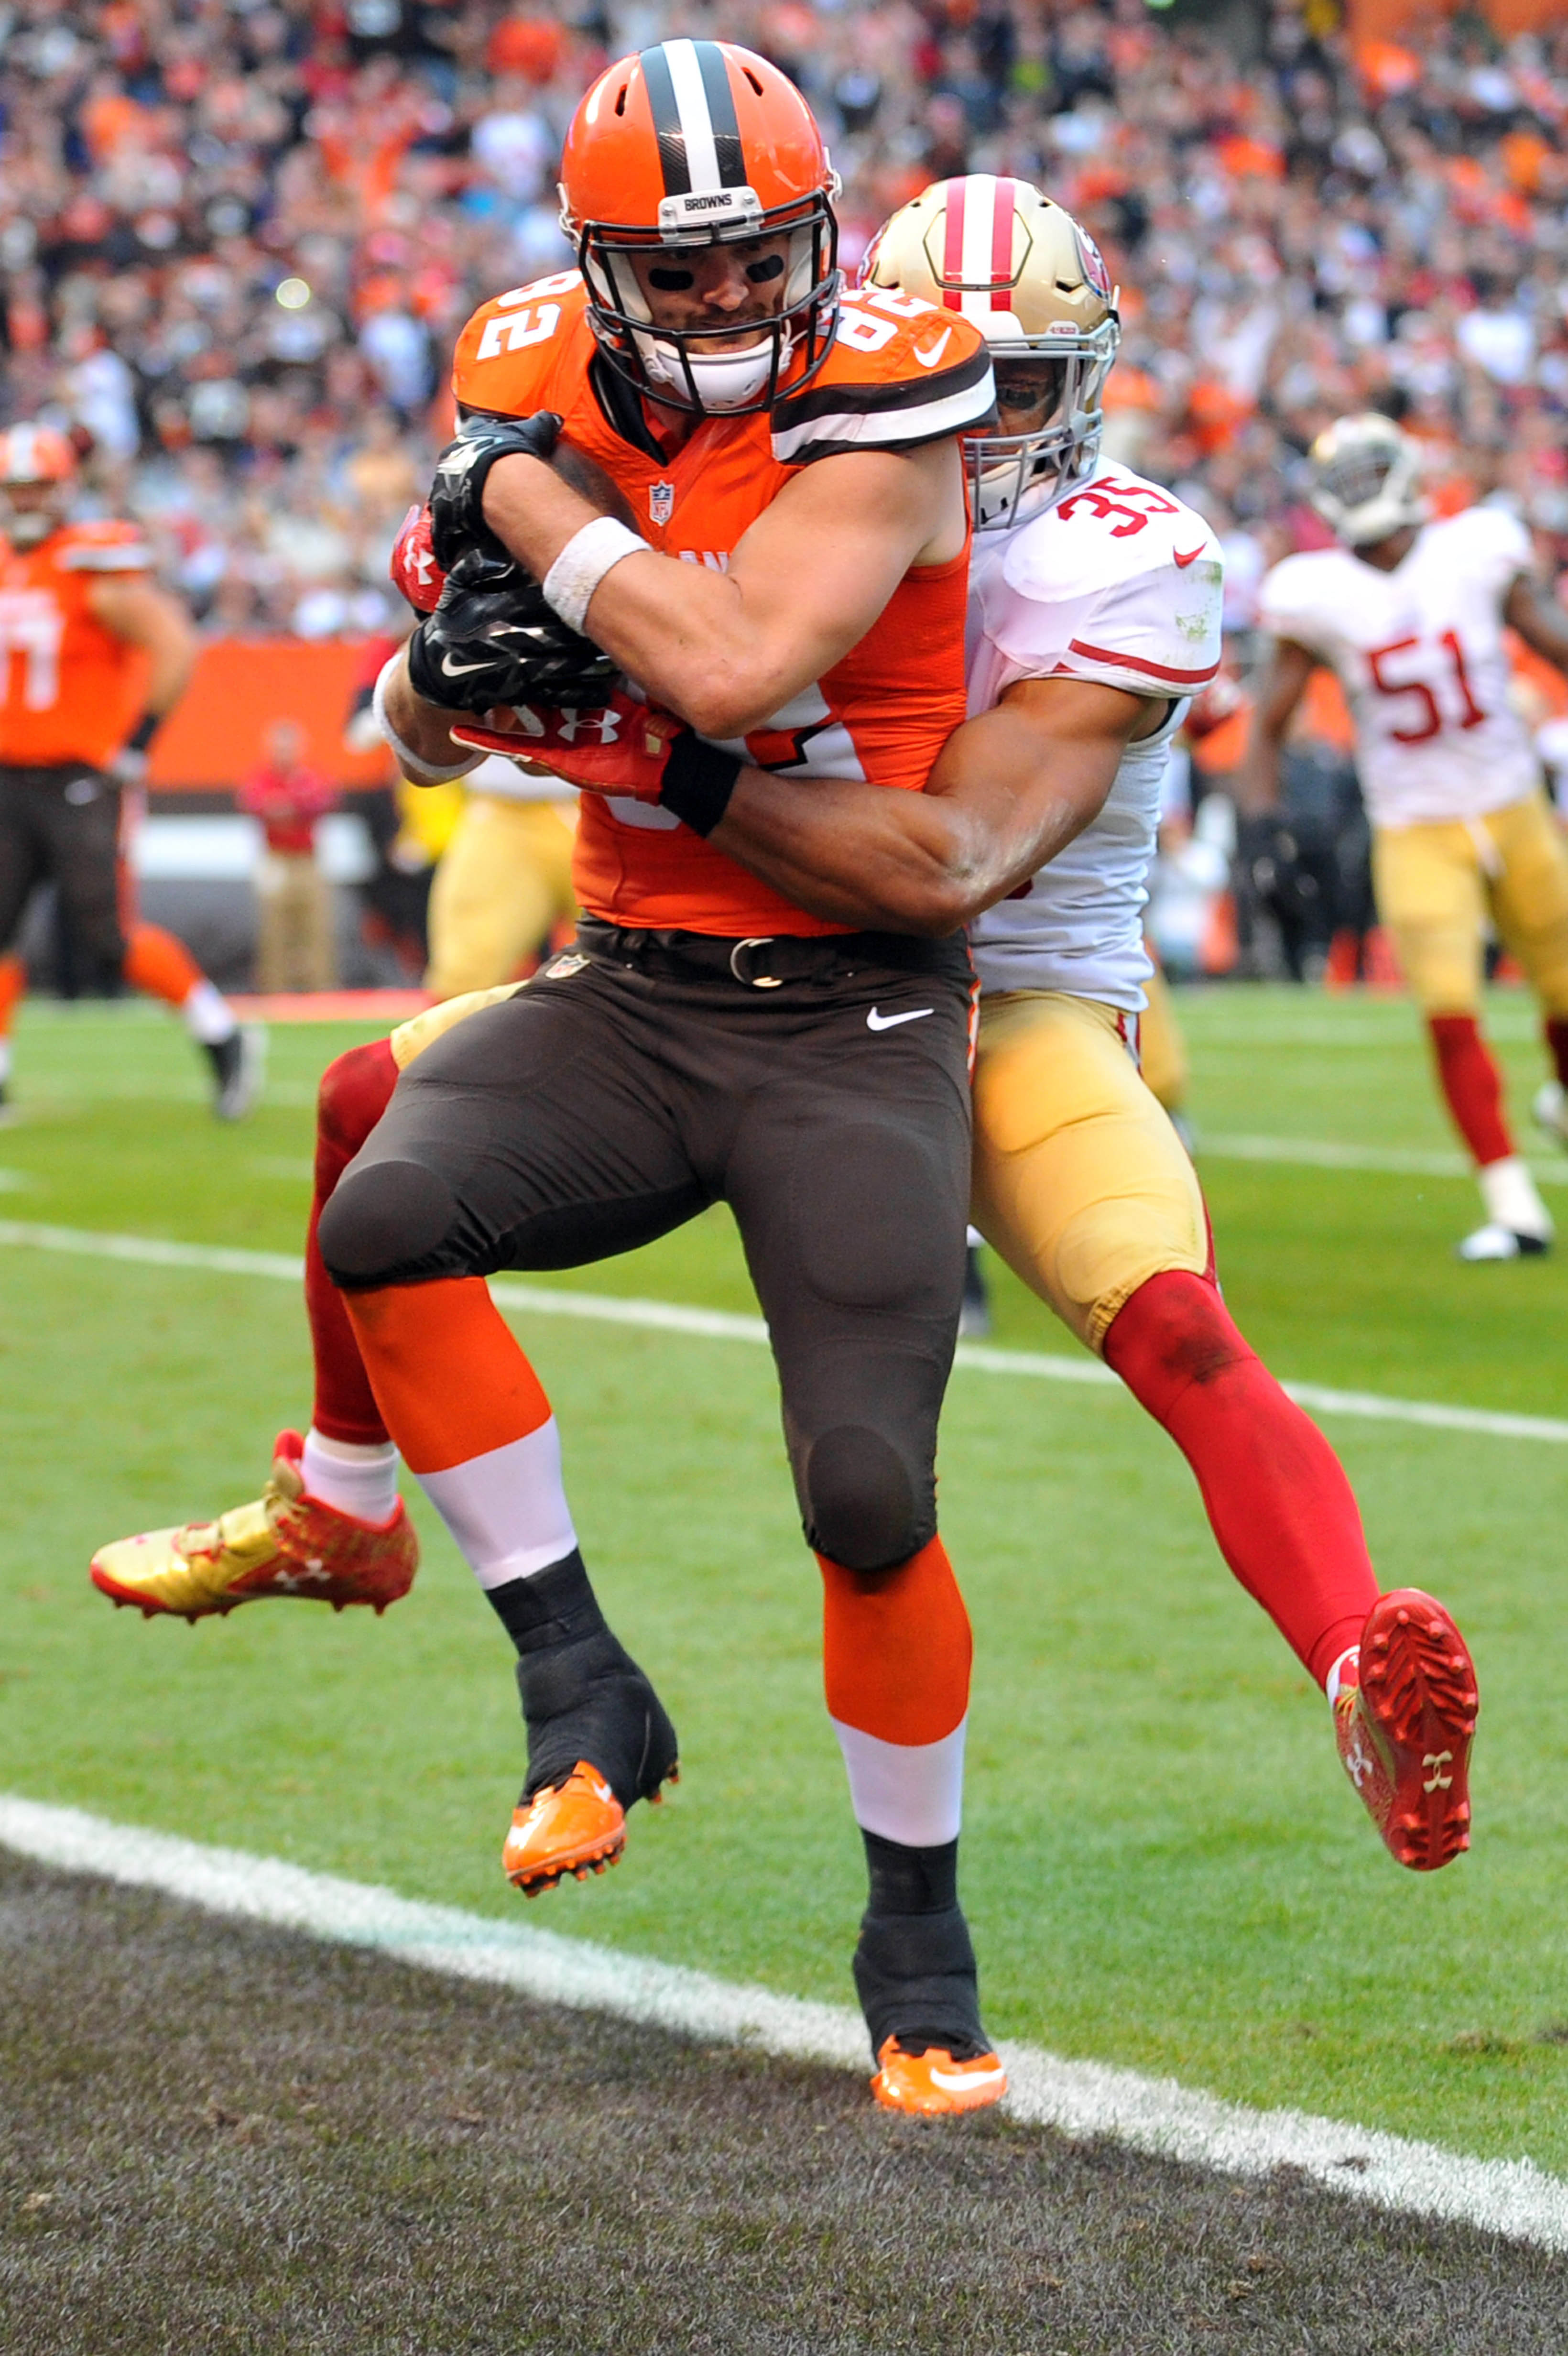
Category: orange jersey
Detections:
[
  {"x1": 0, "y1": 520, "x2": 151, "y2": 768},
  {"x1": 452, "y1": 272, "x2": 992, "y2": 935}
]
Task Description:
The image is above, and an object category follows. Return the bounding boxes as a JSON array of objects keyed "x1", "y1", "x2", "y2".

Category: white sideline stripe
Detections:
[
  {"x1": 0, "y1": 1795, "x2": 1564, "y2": 2252},
  {"x1": 5, "y1": 1217, "x2": 1568, "y2": 1448},
  {"x1": 1197, "y1": 1131, "x2": 1568, "y2": 1186}
]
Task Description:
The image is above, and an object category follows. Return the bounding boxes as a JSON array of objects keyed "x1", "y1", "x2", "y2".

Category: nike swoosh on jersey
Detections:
[
  {"x1": 912, "y1": 330, "x2": 954, "y2": 370},
  {"x1": 928, "y1": 2062, "x2": 1007, "y2": 2093},
  {"x1": 867, "y1": 1006, "x2": 934, "y2": 1030},
  {"x1": 1173, "y1": 545, "x2": 1206, "y2": 568}
]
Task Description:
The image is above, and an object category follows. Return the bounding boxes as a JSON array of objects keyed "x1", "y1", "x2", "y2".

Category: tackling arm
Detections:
[
  {"x1": 87, "y1": 577, "x2": 197, "y2": 715},
  {"x1": 479, "y1": 439, "x2": 966, "y2": 741},
  {"x1": 1235, "y1": 637, "x2": 1315, "y2": 818},
  {"x1": 1504, "y1": 574, "x2": 1568, "y2": 676},
  {"x1": 529, "y1": 674, "x2": 1156, "y2": 936}
]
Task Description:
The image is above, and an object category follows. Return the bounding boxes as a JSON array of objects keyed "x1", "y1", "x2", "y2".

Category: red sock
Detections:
[
  {"x1": 0, "y1": 951, "x2": 23, "y2": 1038},
  {"x1": 1103, "y1": 1271, "x2": 1376, "y2": 1688},
  {"x1": 307, "y1": 1042, "x2": 399, "y2": 1444},
  {"x1": 1546, "y1": 1017, "x2": 1568, "y2": 1092},
  {"x1": 123, "y1": 921, "x2": 204, "y2": 1007},
  {"x1": 1427, "y1": 1014, "x2": 1511, "y2": 1167}
]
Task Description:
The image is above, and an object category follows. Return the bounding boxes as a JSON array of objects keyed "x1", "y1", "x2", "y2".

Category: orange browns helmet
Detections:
[
  {"x1": 558, "y1": 39, "x2": 841, "y2": 417},
  {"x1": 862, "y1": 176, "x2": 1120, "y2": 531},
  {"x1": 0, "y1": 421, "x2": 78, "y2": 549}
]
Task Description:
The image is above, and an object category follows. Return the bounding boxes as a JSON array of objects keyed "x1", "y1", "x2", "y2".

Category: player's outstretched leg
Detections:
[
  {"x1": 123, "y1": 920, "x2": 264, "y2": 1121},
  {"x1": 1426, "y1": 1013, "x2": 1551, "y2": 1261},
  {"x1": 341, "y1": 1278, "x2": 678, "y2": 1894},
  {"x1": 89, "y1": 1042, "x2": 420, "y2": 1617},
  {"x1": 822, "y1": 1540, "x2": 1006, "y2": 2116},
  {"x1": 1103, "y1": 1269, "x2": 1478, "y2": 1868}
]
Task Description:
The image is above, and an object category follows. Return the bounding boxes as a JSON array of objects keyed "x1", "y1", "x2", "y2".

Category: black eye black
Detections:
[
  {"x1": 649, "y1": 266, "x2": 696, "y2": 290},
  {"x1": 745, "y1": 255, "x2": 784, "y2": 284}
]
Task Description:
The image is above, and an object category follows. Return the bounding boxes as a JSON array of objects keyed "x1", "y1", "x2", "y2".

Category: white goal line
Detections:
[
  {"x1": 2, "y1": 1217, "x2": 1565, "y2": 1447},
  {"x1": 0, "y1": 1795, "x2": 1563, "y2": 2251}
]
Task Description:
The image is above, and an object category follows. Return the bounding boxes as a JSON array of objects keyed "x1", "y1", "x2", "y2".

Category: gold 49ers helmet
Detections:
[
  {"x1": 0, "y1": 421, "x2": 77, "y2": 548},
  {"x1": 1309, "y1": 414, "x2": 1428, "y2": 549},
  {"x1": 559, "y1": 40, "x2": 841, "y2": 416},
  {"x1": 862, "y1": 175, "x2": 1120, "y2": 530}
]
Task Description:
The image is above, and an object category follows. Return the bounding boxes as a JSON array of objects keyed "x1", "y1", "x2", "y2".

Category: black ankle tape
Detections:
[
  {"x1": 513, "y1": 1632, "x2": 678, "y2": 1813},
  {"x1": 658, "y1": 731, "x2": 742, "y2": 837},
  {"x1": 862, "y1": 1829, "x2": 958, "y2": 1917},
  {"x1": 852, "y1": 1905, "x2": 989, "y2": 2063},
  {"x1": 485, "y1": 1549, "x2": 605, "y2": 1655}
]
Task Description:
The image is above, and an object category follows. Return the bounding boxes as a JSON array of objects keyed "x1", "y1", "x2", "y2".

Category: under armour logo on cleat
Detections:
[
  {"x1": 1423, "y1": 1751, "x2": 1454, "y2": 1791},
  {"x1": 1345, "y1": 1736, "x2": 1373, "y2": 1789}
]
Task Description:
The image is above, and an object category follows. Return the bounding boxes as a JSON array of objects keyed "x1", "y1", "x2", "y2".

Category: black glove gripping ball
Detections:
[
  {"x1": 406, "y1": 546, "x2": 622, "y2": 714},
  {"x1": 428, "y1": 412, "x2": 563, "y2": 572}
]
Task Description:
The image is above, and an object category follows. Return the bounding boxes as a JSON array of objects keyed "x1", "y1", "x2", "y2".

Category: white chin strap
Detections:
[{"x1": 640, "y1": 331, "x2": 791, "y2": 413}]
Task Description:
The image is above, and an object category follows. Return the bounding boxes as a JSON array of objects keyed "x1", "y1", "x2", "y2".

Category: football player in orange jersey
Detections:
[
  {"x1": 0, "y1": 425, "x2": 261, "y2": 1119},
  {"x1": 93, "y1": 41, "x2": 1007, "y2": 2118}
]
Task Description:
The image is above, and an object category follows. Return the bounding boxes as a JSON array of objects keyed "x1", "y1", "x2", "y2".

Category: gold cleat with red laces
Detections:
[
  {"x1": 89, "y1": 1430, "x2": 418, "y2": 1623},
  {"x1": 870, "y1": 2038, "x2": 1008, "y2": 2117},
  {"x1": 1334, "y1": 1588, "x2": 1478, "y2": 1871}
]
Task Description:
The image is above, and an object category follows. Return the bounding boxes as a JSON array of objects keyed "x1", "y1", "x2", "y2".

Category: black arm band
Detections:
[
  {"x1": 658, "y1": 733, "x2": 743, "y2": 837},
  {"x1": 126, "y1": 711, "x2": 160, "y2": 753}
]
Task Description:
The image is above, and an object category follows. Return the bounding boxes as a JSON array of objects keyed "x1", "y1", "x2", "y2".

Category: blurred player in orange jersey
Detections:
[{"x1": 0, "y1": 424, "x2": 261, "y2": 1119}]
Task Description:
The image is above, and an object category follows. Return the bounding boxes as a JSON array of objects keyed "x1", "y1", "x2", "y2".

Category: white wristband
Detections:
[
  {"x1": 541, "y1": 516, "x2": 645, "y2": 634},
  {"x1": 371, "y1": 655, "x2": 484, "y2": 786}
]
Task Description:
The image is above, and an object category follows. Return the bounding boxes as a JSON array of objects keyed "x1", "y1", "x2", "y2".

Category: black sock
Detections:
[
  {"x1": 853, "y1": 1828, "x2": 987, "y2": 2062},
  {"x1": 484, "y1": 1548, "x2": 607, "y2": 1656},
  {"x1": 487, "y1": 1549, "x2": 678, "y2": 1811},
  {"x1": 862, "y1": 1828, "x2": 958, "y2": 1916}
]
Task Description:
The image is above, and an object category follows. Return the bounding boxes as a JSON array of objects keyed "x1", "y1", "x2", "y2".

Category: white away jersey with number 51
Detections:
[{"x1": 1257, "y1": 504, "x2": 1538, "y2": 829}]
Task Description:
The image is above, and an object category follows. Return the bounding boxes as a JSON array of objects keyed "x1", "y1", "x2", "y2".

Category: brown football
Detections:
[{"x1": 549, "y1": 436, "x2": 638, "y2": 531}]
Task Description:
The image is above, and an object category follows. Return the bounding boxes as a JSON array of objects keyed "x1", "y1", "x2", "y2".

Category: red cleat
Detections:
[{"x1": 1334, "y1": 1589, "x2": 1478, "y2": 1871}]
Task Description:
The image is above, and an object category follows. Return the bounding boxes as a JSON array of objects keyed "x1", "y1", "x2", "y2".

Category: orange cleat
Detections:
[
  {"x1": 503, "y1": 1759, "x2": 634, "y2": 1896},
  {"x1": 870, "y1": 2037, "x2": 1008, "y2": 2117},
  {"x1": 89, "y1": 1430, "x2": 418, "y2": 1622},
  {"x1": 1334, "y1": 1588, "x2": 1478, "y2": 1871}
]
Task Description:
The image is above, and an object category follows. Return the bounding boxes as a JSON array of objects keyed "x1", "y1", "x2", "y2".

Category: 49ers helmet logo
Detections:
[{"x1": 1076, "y1": 227, "x2": 1114, "y2": 302}]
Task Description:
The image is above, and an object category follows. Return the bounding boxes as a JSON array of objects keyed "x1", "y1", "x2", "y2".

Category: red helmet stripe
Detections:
[
  {"x1": 940, "y1": 176, "x2": 966, "y2": 309},
  {"x1": 990, "y1": 178, "x2": 1016, "y2": 307}
]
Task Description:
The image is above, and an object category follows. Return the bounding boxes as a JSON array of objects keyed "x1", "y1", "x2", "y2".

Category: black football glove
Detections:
[
  {"x1": 405, "y1": 545, "x2": 621, "y2": 714},
  {"x1": 427, "y1": 412, "x2": 562, "y2": 572}
]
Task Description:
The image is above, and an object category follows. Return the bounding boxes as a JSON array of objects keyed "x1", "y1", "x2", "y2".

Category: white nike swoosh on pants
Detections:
[{"x1": 866, "y1": 1007, "x2": 934, "y2": 1031}]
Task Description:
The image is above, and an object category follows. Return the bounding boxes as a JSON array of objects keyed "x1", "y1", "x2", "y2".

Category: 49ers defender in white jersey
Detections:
[
  {"x1": 1248, "y1": 414, "x2": 1568, "y2": 1260},
  {"x1": 543, "y1": 179, "x2": 1482, "y2": 1878}
]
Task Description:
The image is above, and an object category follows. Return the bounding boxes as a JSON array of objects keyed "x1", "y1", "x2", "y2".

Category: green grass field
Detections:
[{"x1": 3, "y1": 988, "x2": 1568, "y2": 2175}]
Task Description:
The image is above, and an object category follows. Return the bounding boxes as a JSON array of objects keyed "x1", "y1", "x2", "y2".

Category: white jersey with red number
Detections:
[
  {"x1": 1257, "y1": 504, "x2": 1538, "y2": 829},
  {"x1": 965, "y1": 466, "x2": 1224, "y2": 1010}
]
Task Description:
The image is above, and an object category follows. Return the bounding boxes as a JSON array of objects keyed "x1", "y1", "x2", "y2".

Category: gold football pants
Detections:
[
  {"x1": 971, "y1": 989, "x2": 1209, "y2": 1353},
  {"x1": 1371, "y1": 788, "x2": 1568, "y2": 1018},
  {"x1": 424, "y1": 795, "x2": 577, "y2": 1001}
]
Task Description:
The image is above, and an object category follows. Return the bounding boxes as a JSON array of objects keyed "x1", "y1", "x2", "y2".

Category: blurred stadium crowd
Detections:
[{"x1": 5, "y1": 0, "x2": 1567, "y2": 647}]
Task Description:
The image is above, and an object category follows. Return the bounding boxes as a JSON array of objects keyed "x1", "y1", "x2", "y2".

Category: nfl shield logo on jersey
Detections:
[{"x1": 649, "y1": 481, "x2": 675, "y2": 526}]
